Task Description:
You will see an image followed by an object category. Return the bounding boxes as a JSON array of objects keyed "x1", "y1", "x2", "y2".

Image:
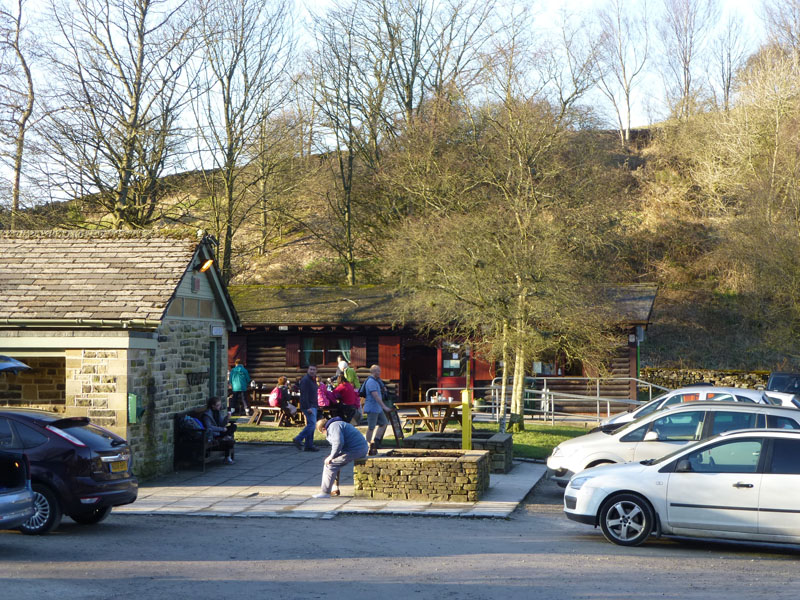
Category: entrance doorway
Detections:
[{"x1": 401, "y1": 341, "x2": 437, "y2": 402}]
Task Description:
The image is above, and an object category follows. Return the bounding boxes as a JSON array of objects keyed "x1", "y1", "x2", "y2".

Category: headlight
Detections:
[{"x1": 569, "y1": 475, "x2": 595, "y2": 490}]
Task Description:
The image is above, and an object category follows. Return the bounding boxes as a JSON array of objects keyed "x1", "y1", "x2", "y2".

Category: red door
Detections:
[{"x1": 378, "y1": 335, "x2": 401, "y2": 382}]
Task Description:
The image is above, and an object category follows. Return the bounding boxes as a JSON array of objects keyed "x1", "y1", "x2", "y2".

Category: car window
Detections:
[
  {"x1": 768, "y1": 439, "x2": 800, "y2": 474},
  {"x1": 621, "y1": 424, "x2": 648, "y2": 442},
  {"x1": 685, "y1": 439, "x2": 763, "y2": 473},
  {"x1": 733, "y1": 394, "x2": 756, "y2": 403},
  {"x1": 59, "y1": 423, "x2": 123, "y2": 449},
  {"x1": 13, "y1": 421, "x2": 48, "y2": 448},
  {"x1": 707, "y1": 393, "x2": 736, "y2": 402},
  {"x1": 0, "y1": 418, "x2": 21, "y2": 450},
  {"x1": 675, "y1": 393, "x2": 700, "y2": 404},
  {"x1": 651, "y1": 411, "x2": 705, "y2": 441},
  {"x1": 709, "y1": 411, "x2": 758, "y2": 436},
  {"x1": 766, "y1": 415, "x2": 800, "y2": 429},
  {"x1": 635, "y1": 398, "x2": 664, "y2": 418}
]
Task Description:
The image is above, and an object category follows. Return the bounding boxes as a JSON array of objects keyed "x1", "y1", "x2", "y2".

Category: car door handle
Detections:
[{"x1": 733, "y1": 482, "x2": 754, "y2": 488}]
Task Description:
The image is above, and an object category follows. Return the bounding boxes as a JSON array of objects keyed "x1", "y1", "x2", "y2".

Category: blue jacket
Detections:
[
  {"x1": 325, "y1": 417, "x2": 368, "y2": 458},
  {"x1": 229, "y1": 365, "x2": 250, "y2": 392}
]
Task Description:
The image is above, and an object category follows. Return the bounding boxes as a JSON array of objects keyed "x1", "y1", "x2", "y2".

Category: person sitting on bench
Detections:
[{"x1": 202, "y1": 397, "x2": 236, "y2": 465}]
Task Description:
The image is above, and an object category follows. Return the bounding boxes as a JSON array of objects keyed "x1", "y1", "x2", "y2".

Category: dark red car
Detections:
[{"x1": 0, "y1": 408, "x2": 138, "y2": 534}]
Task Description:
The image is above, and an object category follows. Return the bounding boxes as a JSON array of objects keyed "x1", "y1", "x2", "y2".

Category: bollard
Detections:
[{"x1": 461, "y1": 389, "x2": 472, "y2": 450}]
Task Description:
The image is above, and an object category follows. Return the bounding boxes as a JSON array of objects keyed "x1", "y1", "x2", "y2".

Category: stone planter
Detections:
[
  {"x1": 354, "y1": 448, "x2": 490, "y2": 502},
  {"x1": 402, "y1": 431, "x2": 513, "y2": 473}
]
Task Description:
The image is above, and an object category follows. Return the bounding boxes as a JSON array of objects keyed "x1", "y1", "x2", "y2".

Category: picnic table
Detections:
[{"x1": 394, "y1": 401, "x2": 464, "y2": 434}]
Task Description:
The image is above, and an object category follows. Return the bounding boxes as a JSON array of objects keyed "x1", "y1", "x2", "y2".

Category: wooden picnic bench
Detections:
[{"x1": 394, "y1": 401, "x2": 464, "y2": 434}]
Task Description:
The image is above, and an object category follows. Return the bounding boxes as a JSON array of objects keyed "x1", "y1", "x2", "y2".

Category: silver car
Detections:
[
  {"x1": 548, "y1": 402, "x2": 800, "y2": 487},
  {"x1": 0, "y1": 449, "x2": 34, "y2": 530}
]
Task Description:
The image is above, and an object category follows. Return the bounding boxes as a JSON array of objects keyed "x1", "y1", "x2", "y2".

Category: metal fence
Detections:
[{"x1": 423, "y1": 377, "x2": 670, "y2": 425}]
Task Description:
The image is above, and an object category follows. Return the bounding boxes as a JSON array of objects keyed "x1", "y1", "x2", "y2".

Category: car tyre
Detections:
[
  {"x1": 70, "y1": 506, "x2": 113, "y2": 525},
  {"x1": 599, "y1": 493, "x2": 654, "y2": 547},
  {"x1": 19, "y1": 484, "x2": 62, "y2": 535}
]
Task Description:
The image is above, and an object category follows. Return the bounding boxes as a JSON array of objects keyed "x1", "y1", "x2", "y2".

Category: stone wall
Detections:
[
  {"x1": 65, "y1": 350, "x2": 128, "y2": 432},
  {"x1": 402, "y1": 432, "x2": 514, "y2": 473},
  {"x1": 125, "y1": 318, "x2": 228, "y2": 479},
  {"x1": 0, "y1": 357, "x2": 66, "y2": 407},
  {"x1": 641, "y1": 367, "x2": 769, "y2": 391},
  {"x1": 354, "y1": 449, "x2": 490, "y2": 502}
]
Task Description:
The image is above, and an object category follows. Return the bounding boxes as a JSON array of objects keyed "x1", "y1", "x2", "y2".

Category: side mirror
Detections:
[
  {"x1": 675, "y1": 458, "x2": 693, "y2": 473},
  {"x1": 643, "y1": 431, "x2": 660, "y2": 442}
]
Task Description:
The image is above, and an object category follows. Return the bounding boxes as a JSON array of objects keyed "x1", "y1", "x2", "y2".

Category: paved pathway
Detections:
[{"x1": 115, "y1": 444, "x2": 546, "y2": 520}]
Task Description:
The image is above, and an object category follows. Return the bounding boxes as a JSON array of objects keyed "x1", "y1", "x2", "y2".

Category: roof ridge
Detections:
[{"x1": 0, "y1": 229, "x2": 198, "y2": 241}]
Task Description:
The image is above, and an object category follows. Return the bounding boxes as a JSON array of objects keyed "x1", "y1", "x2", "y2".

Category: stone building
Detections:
[{"x1": 0, "y1": 230, "x2": 239, "y2": 478}]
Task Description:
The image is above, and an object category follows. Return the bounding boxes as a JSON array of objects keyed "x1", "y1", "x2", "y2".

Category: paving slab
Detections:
[{"x1": 115, "y1": 443, "x2": 545, "y2": 520}]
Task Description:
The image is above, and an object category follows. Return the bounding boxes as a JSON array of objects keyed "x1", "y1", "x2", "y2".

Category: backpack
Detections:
[
  {"x1": 317, "y1": 383, "x2": 335, "y2": 407},
  {"x1": 359, "y1": 376, "x2": 386, "y2": 400},
  {"x1": 268, "y1": 386, "x2": 283, "y2": 407}
]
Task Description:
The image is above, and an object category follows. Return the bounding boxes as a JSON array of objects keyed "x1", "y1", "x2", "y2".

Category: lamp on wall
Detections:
[{"x1": 194, "y1": 258, "x2": 214, "y2": 273}]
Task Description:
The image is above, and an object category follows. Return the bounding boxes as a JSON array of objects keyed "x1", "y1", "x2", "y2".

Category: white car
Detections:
[
  {"x1": 601, "y1": 386, "x2": 788, "y2": 430},
  {"x1": 547, "y1": 402, "x2": 800, "y2": 487},
  {"x1": 564, "y1": 428, "x2": 800, "y2": 546}
]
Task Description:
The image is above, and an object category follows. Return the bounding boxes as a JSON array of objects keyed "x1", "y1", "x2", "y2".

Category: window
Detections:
[
  {"x1": 441, "y1": 342, "x2": 465, "y2": 377},
  {"x1": 0, "y1": 418, "x2": 14, "y2": 448},
  {"x1": 301, "y1": 338, "x2": 351, "y2": 367},
  {"x1": 767, "y1": 415, "x2": 800, "y2": 430},
  {"x1": 650, "y1": 411, "x2": 705, "y2": 441},
  {"x1": 14, "y1": 422, "x2": 47, "y2": 449},
  {"x1": 685, "y1": 439, "x2": 762, "y2": 473},
  {"x1": 769, "y1": 439, "x2": 800, "y2": 474},
  {"x1": 709, "y1": 411, "x2": 758, "y2": 436},
  {"x1": 706, "y1": 393, "x2": 735, "y2": 402}
]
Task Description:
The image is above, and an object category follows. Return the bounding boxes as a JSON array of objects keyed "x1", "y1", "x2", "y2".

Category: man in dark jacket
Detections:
[
  {"x1": 313, "y1": 416, "x2": 368, "y2": 498},
  {"x1": 293, "y1": 365, "x2": 319, "y2": 452}
]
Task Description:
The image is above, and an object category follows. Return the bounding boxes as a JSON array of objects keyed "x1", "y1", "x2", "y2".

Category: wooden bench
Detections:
[
  {"x1": 249, "y1": 405, "x2": 287, "y2": 426},
  {"x1": 403, "y1": 415, "x2": 448, "y2": 434},
  {"x1": 173, "y1": 408, "x2": 234, "y2": 472}
]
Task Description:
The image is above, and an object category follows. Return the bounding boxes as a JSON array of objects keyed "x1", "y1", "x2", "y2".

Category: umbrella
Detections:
[{"x1": 0, "y1": 355, "x2": 32, "y2": 374}]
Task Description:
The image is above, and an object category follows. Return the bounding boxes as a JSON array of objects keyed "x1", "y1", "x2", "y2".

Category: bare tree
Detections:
[
  {"x1": 710, "y1": 13, "x2": 747, "y2": 112},
  {"x1": 764, "y1": 0, "x2": 800, "y2": 51},
  {"x1": 43, "y1": 0, "x2": 197, "y2": 229},
  {"x1": 192, "y1": 0, "x2": 293, "y2": 283},
  {"x1": 594, "y1": 0, "x2": 649, "y2": 145},
  {"x1": 658, "y1": 0, "x2": 718, "y2": 119},
  {"x1": 0, "y1": 0, "x2": 35, "y2": 229}
]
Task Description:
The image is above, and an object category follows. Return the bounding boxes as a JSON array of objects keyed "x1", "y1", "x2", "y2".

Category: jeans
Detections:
[
  {"x1": 321, "y1": 447, "x2": 368, "y2": 493},
  {"x1": 295, "y1": 407, "x2": 317, "y2": 449}
]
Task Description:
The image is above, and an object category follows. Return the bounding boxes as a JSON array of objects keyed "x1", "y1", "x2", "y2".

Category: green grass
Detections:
[{"x1": 234, "y1": 419, "x2": 589, "y2": 460}]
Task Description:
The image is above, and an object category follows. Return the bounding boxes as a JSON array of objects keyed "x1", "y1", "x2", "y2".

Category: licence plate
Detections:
[{"x1": 109, "y1": 461, "x2": 128, "y2": 473}]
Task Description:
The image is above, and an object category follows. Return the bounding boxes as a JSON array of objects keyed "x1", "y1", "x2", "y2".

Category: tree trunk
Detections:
[
  {"x1": 498, "y1": 319, "x2": 509, "y2": 432},
  {"x1": 508, "y1": 346, "x2": 526, "y2": 432}
]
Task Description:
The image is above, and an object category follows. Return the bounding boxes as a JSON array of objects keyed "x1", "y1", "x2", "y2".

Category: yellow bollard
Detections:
[{"x1": 461, "y1": 389, "x2": 472, "y2": 450}]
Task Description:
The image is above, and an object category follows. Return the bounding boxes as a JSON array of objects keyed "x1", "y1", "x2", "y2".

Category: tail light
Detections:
[{"x1": 46, "y1": 424, "x2": 87, "y2": 447}]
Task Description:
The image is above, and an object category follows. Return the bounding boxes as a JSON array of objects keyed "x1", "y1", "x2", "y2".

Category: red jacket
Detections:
[{"x1": 334, "y1": 382, "x2": 360, "y2": 406}]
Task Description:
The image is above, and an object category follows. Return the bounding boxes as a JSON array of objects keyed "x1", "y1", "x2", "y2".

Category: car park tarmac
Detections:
[{"x1": 2, "y1": 477, "x2": 799, "y2": 600}]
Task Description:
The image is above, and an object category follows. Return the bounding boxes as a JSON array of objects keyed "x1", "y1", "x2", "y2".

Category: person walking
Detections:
[
  {"x1": 363, "y1": 364, "x2": 390, "y2": 456},
  {"x1": 294, "y1": 364, "x2": 319, "y2": 452},
  {"x1": 313, "y1": 416, "x2": 368, "y2": 498},
  {"x1": 229, "y1": 358, "x2": 251, "y2": 416}
]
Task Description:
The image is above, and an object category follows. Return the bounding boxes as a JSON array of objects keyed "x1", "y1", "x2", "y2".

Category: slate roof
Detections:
[
  {"x1": 0, "y1": 230, "x2": 203, "y2": 323},
  {"x1": 229, "y1": 284, "x2": 657, "y2": 328}
]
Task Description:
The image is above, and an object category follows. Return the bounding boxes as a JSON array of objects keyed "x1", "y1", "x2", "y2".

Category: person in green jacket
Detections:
[{"x1": 229, "y1": 358, "x2": 251, "y2": 415}]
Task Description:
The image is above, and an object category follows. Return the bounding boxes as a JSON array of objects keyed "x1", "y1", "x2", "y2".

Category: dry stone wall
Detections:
[
  {"x1": 403, "y1": 432, "x2": 513, "y2": 473},
  {"x1": 354, "y1": 449, "x2": 490, "y2": 502},
  {"x1": 641, "y1": 367, "x2": 769, "y2": 391}
]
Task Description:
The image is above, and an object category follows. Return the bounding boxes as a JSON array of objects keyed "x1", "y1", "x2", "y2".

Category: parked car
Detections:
[
  {"x1": 600, "y1": 386, "x2": 783, "y2": 430},
  {"x1": 564, "y1": 428, "x2": 800, "y2": 546},
  {"x1": 547, "y1": 402, "x2": 800, "y2": 487},
  {"x1": 0, "y1": 449, "x2": 35, "y2": 530},
  {"x1": 766, "y1": 372, "x2": 800, "y2": 394},
  {"x1": 0, "y1": 408, "x2": 138, "y2": 534}
]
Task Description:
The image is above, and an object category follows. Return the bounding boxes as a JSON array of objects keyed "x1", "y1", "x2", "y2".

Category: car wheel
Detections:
[
  {"x1": 70, "y1": 506, "x2": 112, "y2": 525},
  {"x1": 19, "y1": 484, "x2": 62, "y2": 535},
  {"x1": 599, "y1": 493, "x2": 654, "y2": 547}
]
